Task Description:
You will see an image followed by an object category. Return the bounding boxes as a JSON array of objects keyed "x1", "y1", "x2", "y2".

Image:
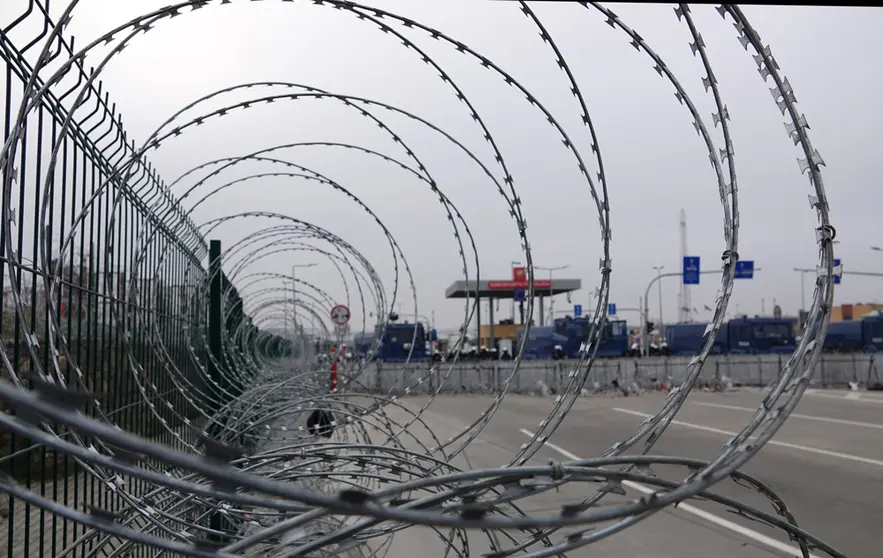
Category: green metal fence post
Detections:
[
  {"x1": 207, "y1": 240, "x2": 230, "y2": 544},
  {"x1": 208, "y1": 240, "x2": 224, "y2": 415}
]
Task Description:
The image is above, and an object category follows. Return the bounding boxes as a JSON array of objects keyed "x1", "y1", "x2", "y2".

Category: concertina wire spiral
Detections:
[{"x1": 0, "y1": 1, "x2": 839, "y2": 557}]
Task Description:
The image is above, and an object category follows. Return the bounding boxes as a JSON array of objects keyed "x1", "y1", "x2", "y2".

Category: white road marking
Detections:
[
  {"x1": 613, "y1": 407, "x2": 883, "y2": 468},
  {"x1": 691, "y1": 401, "x2": 883, "y2": 430},
  {"x1": 803, "y1": 390, "x2": 883, "y2": 404},
  {"x1": 518, "y1": 428, "x2": 820, "y2": 558}
]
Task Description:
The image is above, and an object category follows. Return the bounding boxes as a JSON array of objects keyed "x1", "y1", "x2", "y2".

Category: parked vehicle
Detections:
[
  {"x1": 443, "y1": 332, "x2": 477, "y2": 361},
  {"x1": 516, "y1": 326, "x2": 569, "y2": 360},
  {"x1": 664, "y1": 323, "x2": 710, "y2": 356},
  {"x1": 351, "y1": 322, "x2": 430, "y2": 361},
  {"x1": 823, "y1": 314, "x2": 883, "y2": 353},
  {"x1": 364, "y1": 314, "x2": 882, "y2": 362},
  {"x1": 665, "y1": 317, "x2": 796, "y2": 356},
  {"x1": 552, "y1": 316, "x2": 630, "y2": 358}
]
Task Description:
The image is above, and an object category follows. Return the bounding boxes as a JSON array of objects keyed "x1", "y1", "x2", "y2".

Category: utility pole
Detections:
[
  {"x1": 510, "y1": 260, "x2": 521, "y2": 322},
  {"x1": 290, "y1": 263, "x2": 317, "y2": 357},
  {"x1": 793, "y1": 268, "x2": 814, "y2": 313},
  {"x1": 643, "y1": 268, "x2": 762, "y2": 356},
  {"x1": 536, "y1": 264, "x2": 570, "y2": 325},
  {"x1": 652, "y1": 265, "x2": 664, "y2": 329},
  {"x1": 679, "y1": 209, "x2": 691, "y2": 323}
]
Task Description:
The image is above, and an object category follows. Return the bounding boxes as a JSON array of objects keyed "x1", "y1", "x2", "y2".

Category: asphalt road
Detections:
[{"x1": 372, "y1": 388, "x2": 883, "y2": 557}]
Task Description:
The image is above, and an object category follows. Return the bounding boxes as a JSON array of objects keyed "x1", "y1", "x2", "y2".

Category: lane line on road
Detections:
[
  {"x1": 691, "y1": 401, "x2": 883, "y2": 430},
  {"x1": 804, "y1": 390, "x2": 883, "y2": 404},
  {"x1": 613, "y1": 408, "x2": 883, "y2": 468},
  {"x1": 518, "y1": 428, "x2": 820, "y2": 558}
]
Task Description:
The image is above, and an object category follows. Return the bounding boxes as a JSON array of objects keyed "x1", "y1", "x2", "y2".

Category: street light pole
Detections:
[
  {"x1": 535, "y1": 264, "x2": 570, "y2": 326},
  {"x1": 643, "y1": 271, "x2": 688, "y2": 356},
  {"x1": 793, "y1": 268, "x2": 814, "y2": 312},
  {"x1": 652, "y1": 265, "x2": 664, "y2": 331},
  {"x1": 795, "y1": 264, "x2": 881, "y2": 315},
  {"x1": 642, "y1": 268, "x2": 762, "y2": 356},
  {"x1": 510, "y1": 260, "x2": 521, "y2": 322},
  {"x1": 290, "y1": 263, "x2": 317, "y2": 357}
]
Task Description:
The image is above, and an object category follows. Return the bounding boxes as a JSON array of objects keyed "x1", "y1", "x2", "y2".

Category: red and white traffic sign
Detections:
[{"x1": 330, "y1": 304, "x2": 350, "y2": 326}]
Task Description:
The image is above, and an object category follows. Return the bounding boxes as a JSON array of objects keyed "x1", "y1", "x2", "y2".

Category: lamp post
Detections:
[
  {"x1": 642, "y1": 268, "x2": 762, "y2": 356},
  {"x1": 652, "y1": 265, "x2": 664, "y2": 333},
  {"x1": 642, "y1": 272, "x2": 685, "y2": 357},
  {"x1": 288, "y1": 263, "x2": 317, "y2": 356},
  {"x1": 792, "y1": 268, "x2": 814, "y2": 313},
  {"x1": 510, "y1": 260, "x2": 522, "y2": 321},
  {"x1": 535, "y1": 264, "x2": 569, "y2": 326}
]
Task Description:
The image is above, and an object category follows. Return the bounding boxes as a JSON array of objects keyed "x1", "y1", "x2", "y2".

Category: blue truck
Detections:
[
  {"x1": 664, "y1": 322, "x2": 713, "y2": 356},
  {"x1": 665, "y1": 317, "x2": 796, "y2": 356},
  {"x1": 354, "y1": 322, "x2": 430, "y2": 361},
  {"x1": 552, "y1": 316, "x2": 630, "y2": 358},
  {"x1": 823, "y1": 314, "x2": 883, "y2": 353},
  {"x1": 515, "y1": 317, "x2": 629, "y2": 359},
  {"x1": 515, "y1": 326, "x2": 569, "y2": 360}
]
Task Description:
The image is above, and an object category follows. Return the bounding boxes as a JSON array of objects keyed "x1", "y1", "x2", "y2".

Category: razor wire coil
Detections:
[{"x1": 0, "y1": 1, "x2": 840, "y2": 557}]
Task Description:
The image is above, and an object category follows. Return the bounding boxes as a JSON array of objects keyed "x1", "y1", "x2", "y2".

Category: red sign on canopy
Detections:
[
  {"x1": 512, "y1": 266, "x2": 526, "y2": 282},
  {"x1": 488, "y1": 280, "x2": 552, "y2": 290}
]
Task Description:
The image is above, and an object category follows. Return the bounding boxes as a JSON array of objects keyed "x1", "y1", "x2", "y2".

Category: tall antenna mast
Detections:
[{"x1": 679, "y1": 209, "x2": 691, "y2": 323}]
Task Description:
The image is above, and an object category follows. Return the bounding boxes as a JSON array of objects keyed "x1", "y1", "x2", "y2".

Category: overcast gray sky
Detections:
[{"x1": 18, "y1": 1, "x2": 882, "y2": 334}]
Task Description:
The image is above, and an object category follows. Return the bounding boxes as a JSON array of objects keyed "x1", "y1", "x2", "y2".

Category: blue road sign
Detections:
[
  {"x1": 683, "y1": 256, "x2": 701, "y2": 285},
  {"x1": 608, "y1": 303, "x2": 616, "y2": 315},
  {"x1": 513, "y1": 288, "x2": 526, "y2": 302},
  {"x1": 734, "y1": 260, "x2": 754, "y2": 279},
  {"x1": 574, "y1": 304, "x2": 582, "y2": 317},
  {"x1": 834, "y1": 259, "x2": 841, "y2": 285}
]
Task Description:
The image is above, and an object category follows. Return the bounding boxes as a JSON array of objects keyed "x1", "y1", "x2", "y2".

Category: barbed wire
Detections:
[{"x1": 0, "y1": 1, "x2": 840, "y2": 557}]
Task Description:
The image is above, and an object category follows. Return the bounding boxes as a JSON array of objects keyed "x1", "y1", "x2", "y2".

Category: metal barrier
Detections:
[{"x1": 356, "y1": 354, "x2": 880, "y2": 395}]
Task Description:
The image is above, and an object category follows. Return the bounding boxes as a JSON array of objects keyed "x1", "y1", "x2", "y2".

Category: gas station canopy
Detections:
[
  {"x1": 445, "y1": 268, "x2": 583, "y2": 341},
  {"x1": 444, "y1": 278, "x2": 582, "y2": 299}
]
